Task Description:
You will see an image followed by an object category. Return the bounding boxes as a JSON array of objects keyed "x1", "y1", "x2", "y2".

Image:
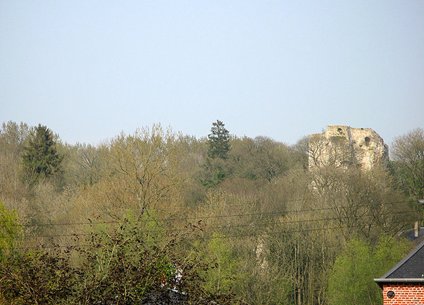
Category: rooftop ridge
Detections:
[{"x1": 375, "y1": 239, "x2": 424, "y2": 283}]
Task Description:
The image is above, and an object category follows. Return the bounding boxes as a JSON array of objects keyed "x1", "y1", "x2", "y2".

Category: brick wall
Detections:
[{"x1": 382, "y1": 283, "x2": 424, "y2": 305}]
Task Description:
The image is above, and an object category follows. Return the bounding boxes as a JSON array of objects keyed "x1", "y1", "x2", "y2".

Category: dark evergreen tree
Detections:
[
  {"x1": 207, "y1": 120, "x2": 230, "y2": 160},
  {"x1": 201, "y1": 120, "x2": 231, "y2": 188},
  {"x1": 22, "y1": 124, "x2": 63, "y2": 185}
]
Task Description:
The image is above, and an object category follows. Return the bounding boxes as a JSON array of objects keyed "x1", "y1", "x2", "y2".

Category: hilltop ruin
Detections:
[{"x1": 308, "y1": 125, "x2": 388, "y2": 171}]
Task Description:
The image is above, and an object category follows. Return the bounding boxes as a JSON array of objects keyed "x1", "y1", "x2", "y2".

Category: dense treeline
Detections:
[{"x1": 0, "y1": 120, "x2": 422, "y2": 304}]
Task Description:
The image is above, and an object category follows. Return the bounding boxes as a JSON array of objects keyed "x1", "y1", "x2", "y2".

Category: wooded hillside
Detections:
[{"x1": 0, "y1": 120, "x2": 422, "y2": 305}]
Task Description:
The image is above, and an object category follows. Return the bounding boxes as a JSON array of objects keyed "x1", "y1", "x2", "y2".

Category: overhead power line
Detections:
[
  {"x1": 6, "y1": 210, "x2": 417, "y2": 242},
  {"x1": 14, "y1": 218, "x2": 414, "y2": 250},
  {"x1": 0, "y1": 199, "x2": 416, "y2": 228}
]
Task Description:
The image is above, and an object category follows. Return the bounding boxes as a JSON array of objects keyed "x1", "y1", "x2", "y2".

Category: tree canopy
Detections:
[
  {"x1": 328, "y1": 236, "x2": 410, "y2": 305},
  {"x1": 207, "y1": 120, "x2": 231, "y2": 160},
  {"x1": 21, "y1": 124, "x2": 63, "y2": 185},
  {"x1": 0, "y1": 201, "x2": 20, "y2": 261},
  {"x1": 391, "y1": 128, "x2": 424, "y2": 200},
  {"x1": 0, "y1": 120, "x2": 419, "y2": 305}
]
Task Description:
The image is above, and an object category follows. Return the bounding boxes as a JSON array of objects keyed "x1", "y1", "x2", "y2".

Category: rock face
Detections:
[{"x1": 308, "y1": 125, "x2": 388, "y2": 171}]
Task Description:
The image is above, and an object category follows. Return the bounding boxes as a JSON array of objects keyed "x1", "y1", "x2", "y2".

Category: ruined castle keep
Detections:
[{"x1": 308, "y1": 125, "x2": 388, "y2": 171}]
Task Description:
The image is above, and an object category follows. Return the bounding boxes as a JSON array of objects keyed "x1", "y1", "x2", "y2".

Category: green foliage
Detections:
[
  {"x1": 201, "y1": 120, "x2": 232, "y2": 188},
  {"x1": 0, "y1": 121, "x2": 30, "y2": 203},
  {"x1": 0, "y1": 121, "x2": 29, "y2": 152},
  {"x1": 230, "y1": 136, "x2": 292, "y2": 182},
  {"x1": 200, "y1": 157, "x2": 230, "y2": 188},
  {"x1": 61, "y1": 143, "x2": 104, "y2": 188},
  {"x1": 1, "y1": 120, "x2": 422, "y2": 305},
  {"x1": 328, "y1": 236, "x2": 411, "y2": 305},
  {"x1": 313, "y1": 166, "x2": 416, "y2": 241},
  {"x1": 328, "y1": 239, "x2": 376, "y2": 305},
  {"x1": 22, "y1": 124, "x2": 63, "y2": 186},
  {"x1": 391, "y1": 128, "x2": 424, "y2": 200},
  {"x1": 0, "y1": 201, "x2": 21, "y2": 260},
  {"x1": 107, "y1": 125, "x2": 181, "y2": 212},
  {"x1": 72, "y1": 216, "x2": 179, "y2": 304},
  {"x1": 203, "y1": 232, "x2": 241, "y2": 294},
  {"x1": 208, "y1": 120, "x2": 231, "y2": 160},
  {"x1": 0, "y1": 215, "x2": 243, "y2": 305},
  {"x1": 373, "y1": 236, "x2": 411, "y2": 274},
  {"x1": 0, "y1": 250, "x2": 77, "y2": 305},
  {"x1": 239, "y1": 263, "x2": 292, "y2": 305}
]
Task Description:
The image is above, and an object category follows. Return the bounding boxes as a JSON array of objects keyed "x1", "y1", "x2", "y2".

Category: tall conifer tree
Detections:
[
  {"x1": 207, "y1": 120, "x2": 230, "y2": 160},
  {"x1": 22, "y1": 124, "x2": 63, "y2": 185},
  {"x1": 201, "y1": 120, "x2": 231, "y2": 187}
]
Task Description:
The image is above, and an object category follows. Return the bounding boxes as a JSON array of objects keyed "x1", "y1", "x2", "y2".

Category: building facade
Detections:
[{"x1": 375, "y1": 240, "x2": 424, "y2": 305}]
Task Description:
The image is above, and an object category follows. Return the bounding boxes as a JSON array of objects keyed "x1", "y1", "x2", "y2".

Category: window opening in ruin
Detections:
[{"x1": 364, "y1": 136, "x2": 370, "y2": 146}]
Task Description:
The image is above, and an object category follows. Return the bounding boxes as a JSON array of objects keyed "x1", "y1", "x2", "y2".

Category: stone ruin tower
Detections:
[{"x1": 308, "y1": 125, "x2": 388, "y2": 171}]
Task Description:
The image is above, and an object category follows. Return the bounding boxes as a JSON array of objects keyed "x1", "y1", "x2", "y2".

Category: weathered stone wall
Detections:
[{"x1": 308, "y1": 125, "x2": 388, "y2": 171}]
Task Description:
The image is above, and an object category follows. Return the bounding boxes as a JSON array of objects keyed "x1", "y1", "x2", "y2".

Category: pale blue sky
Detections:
[{"x1": 1, "y1": 0, "x2": 423, "y2": 146}]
